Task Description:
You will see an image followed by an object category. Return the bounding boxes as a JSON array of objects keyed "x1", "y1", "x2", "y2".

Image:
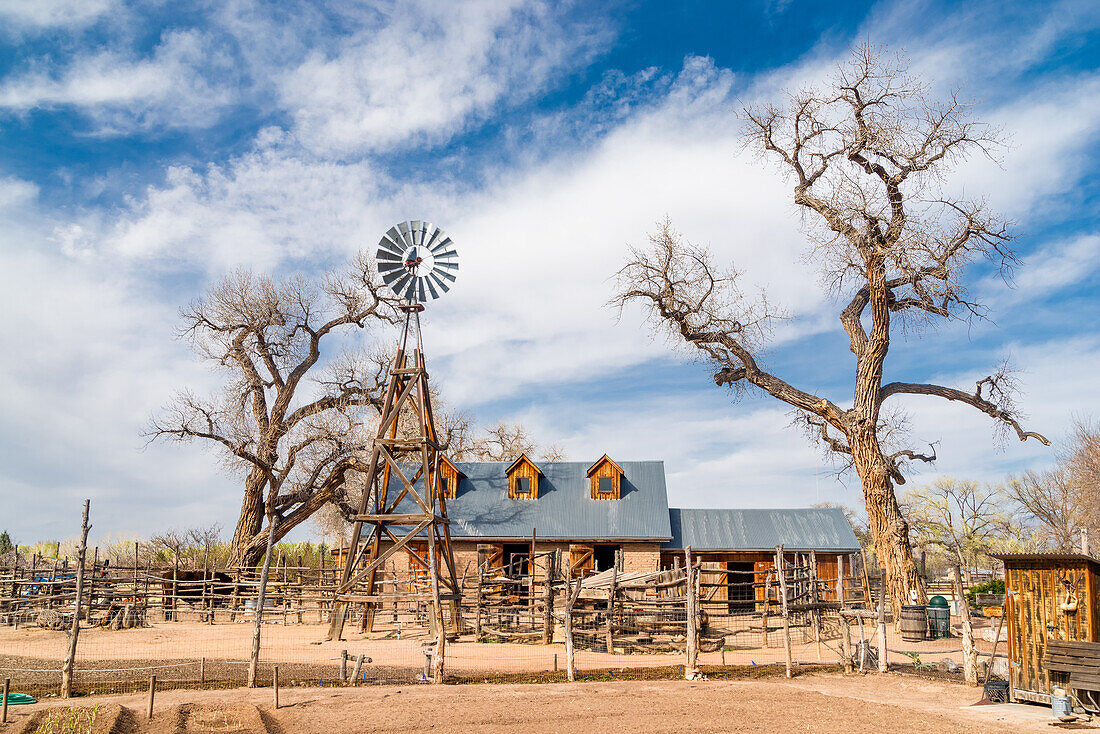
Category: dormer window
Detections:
[
  {"x1": 506, "y1": 454, "x2": 542, "y2": 499},
  {"x1": 437, "y1": 456, "x2": 463, "y2": 500},
  {"x1": 587, "y1": 454, "x2": 623, "y2": 499}
]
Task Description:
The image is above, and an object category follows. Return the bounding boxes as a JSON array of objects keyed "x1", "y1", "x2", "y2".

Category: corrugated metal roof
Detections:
[
  {"x1": 383, "y1": 461, "x2": 672, "y2": 541},
  {"x1": 993, "y1": 553, "x2": 1100, "y2": 565},
  {"x1": 663, "y1": 507, "x2": 861, "y2": 551}
]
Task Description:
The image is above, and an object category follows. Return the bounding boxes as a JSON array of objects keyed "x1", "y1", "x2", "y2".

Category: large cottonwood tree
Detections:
[
  {"x1": 148, "y1": 255, "x2": 399, "y2": 566},
  {"x1": 613, "y1": 45, "x2": 1048, "y2": 612}
]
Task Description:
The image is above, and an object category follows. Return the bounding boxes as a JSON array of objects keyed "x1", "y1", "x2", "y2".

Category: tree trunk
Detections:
[
  {"x1": 230, "y1": 468, "x2": 268, "y2": 567},
  {"x1": 851, "y1": 433, "x2": 925, "y2": 617},
  {"x1": 850, "y1": 257, "x2": 926, "y2": 618}
]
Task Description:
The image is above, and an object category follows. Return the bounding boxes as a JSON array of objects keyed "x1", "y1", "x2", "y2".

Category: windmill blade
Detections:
[
  {"x1": 382, "y1": 268, "x2": 407, "y2": 287},
  {"x1": 417, "y1": 277, "x2": 427, "y2": 302},
  {"x1": 423, "y1": 225, "x2": 441, "y2": 250},
  {"x1": 378, "y1": 236, "x2": 404, "y2": 257},
  {"x1": 429, "y1": 236, "x2": 453, "y2": 254},
  {"x1": 432, "y1": 267, "x2": 456, "y2": 283},
  {"x1": 376, "y1": 248, "x2": 402, "y2": 263},
  {"x1": 433, "y1": 248, "x2": 458, "y2": 260},
  {"x1": 434, "y1": 261, "x2": 459, "y2": 271},
  {"x1": 411, "y1": 220, "x2": 423, "y2": 246},
  {"x1": 385, "y1": 226, "x2": 405, "y2": 248},
  {"x1": 403, "y1": 279, "x2": 417, "y2": 301},
  {"x1": 429, "y1": 272, "x2": 450, "y2": 293},
  {"x1": 377, "y1": 262, "x2": 403, "y2": 276},
  {"x1": 391, "y1": 272, "x2": 411, "y2": 297},
  {"x1": 425, "y1": 277, "x2": 440, "y2": 299},
  {"x1": 397, "y1": 221, "x2": 413, "y2": 248}
]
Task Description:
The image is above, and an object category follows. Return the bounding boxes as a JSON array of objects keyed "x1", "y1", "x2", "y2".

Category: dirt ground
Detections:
[
  {"x1": 0, "y1": 674, "x2": 1061, "y2": 734},
  {"x1": 0, "y1": 617, "x2": 997, "y2": 671}
]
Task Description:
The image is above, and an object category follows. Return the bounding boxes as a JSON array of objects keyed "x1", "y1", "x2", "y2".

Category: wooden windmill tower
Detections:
[{"x1": 327, "y1": 221, "x2": 461, "y2": 679}]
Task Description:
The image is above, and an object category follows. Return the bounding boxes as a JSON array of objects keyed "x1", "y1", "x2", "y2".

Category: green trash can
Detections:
[{"x1": 927, "y1": 595, "x2": 951, "y2": 639}]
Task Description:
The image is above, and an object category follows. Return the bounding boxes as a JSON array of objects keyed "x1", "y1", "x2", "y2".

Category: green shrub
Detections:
[{"x1": 966, "y1": 579, "x2": 1005, "y2": 604}]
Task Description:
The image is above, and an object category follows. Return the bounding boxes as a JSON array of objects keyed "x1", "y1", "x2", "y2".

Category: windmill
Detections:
[{"x1": 327, "y1": 221, "x2": 461, "y2": 680}]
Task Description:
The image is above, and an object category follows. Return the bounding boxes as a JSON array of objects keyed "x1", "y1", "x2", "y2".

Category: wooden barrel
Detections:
[{"x1": 899, "y1": 604, "x2": 927, "y2": 642}]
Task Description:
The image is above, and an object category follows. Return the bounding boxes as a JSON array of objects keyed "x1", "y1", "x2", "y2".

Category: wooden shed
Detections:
[{"x1": 994, "y1": 553, "x2": 1100, "y2": 704}]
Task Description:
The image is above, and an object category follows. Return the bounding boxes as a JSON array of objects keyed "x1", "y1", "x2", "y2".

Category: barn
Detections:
[
  {"x1": 342, "y1": 454, "x2": 862, "y2": 592},
  {"x1": 994, "y1": 553, "x2": 1100, "y2": 706}
]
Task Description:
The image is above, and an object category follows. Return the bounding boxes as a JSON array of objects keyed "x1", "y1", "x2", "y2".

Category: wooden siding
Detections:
[
  {"x1": 588, "y1": 456, "x2": 622, "y2": 500},
  {"x1": 438, "y1": 457, "x2": 460, "y2": 499},
  {"x1": 1005, "y1": 558, "x2": 1098, "y2": 698},
  {"x1": 507, "y1": 456, "x2": 541, "y2": 499}
]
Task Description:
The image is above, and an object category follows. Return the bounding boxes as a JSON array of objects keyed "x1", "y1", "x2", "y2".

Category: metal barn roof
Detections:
[
  {"x1": 389, "y1": 460, "x2": 673, "y2": 541},
  {"x1": 664, "y1": 507, "x2": 861, "y2": 552}
]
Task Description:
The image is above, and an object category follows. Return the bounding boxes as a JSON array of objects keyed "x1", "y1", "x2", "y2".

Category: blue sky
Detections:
[{"x1": 1, "y1": 0, "x2": 1099, "y2": 545}]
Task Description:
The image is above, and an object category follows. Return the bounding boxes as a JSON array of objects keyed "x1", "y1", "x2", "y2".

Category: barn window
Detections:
[
  {"x1": 586, "y1": 454, "x2": 623, "y2": 499},
  {"x1": 506, "y1": 454, "x2": 542, "y2": 499}
]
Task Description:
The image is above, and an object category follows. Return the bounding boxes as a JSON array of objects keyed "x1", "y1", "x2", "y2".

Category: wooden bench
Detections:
[{"x1": 1043, "y1": 640, "x2": 1100, "y2": 692}]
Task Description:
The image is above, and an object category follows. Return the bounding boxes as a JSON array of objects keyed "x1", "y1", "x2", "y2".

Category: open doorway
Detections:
[
  {"x1": 502, "y1": 544, "x2": 530, "y2": 576},
  {"x1": 726, "y1": 562, "x2": 756, "y2": 614},
  {"x1": 594, "y1": 544, "x2": 620, "y2": 573}
]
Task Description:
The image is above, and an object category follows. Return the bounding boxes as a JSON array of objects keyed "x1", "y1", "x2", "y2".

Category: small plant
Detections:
[
  {"x1": 34, "y1": 704, "x2": 100, "y2": 734},
  {"x1": 966, "y1": 579, "x2": 1005, "y2": 604}
]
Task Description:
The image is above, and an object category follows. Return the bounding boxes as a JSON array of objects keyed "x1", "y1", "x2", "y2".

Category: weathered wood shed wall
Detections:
[{"x1": 996, "y1": 553, "x2": 1100, "y2": 703}]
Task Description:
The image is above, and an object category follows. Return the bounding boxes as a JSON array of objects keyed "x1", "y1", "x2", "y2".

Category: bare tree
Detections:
[
  {"x1": 612, "y1": 45, "x2": 1048, "y2": 612},
  {"x1": 148, "y1": 255, "x2": 399, "y2": 566},
  {"x1": 451, "y1": 421, "x2": 567, "y2": 462},
  {"x1": 1066, "y1": 420, "x2": 1100, "y2": 546},
  {"x1": 1004, "y1": 469, "x2": 1080, "y2": 552},
  {"x1": 905, "y1": 478, "x2": 1011, "y2": 587}
]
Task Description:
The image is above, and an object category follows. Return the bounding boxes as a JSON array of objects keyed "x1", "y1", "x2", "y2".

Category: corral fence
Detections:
[{"x1": 0, "y1": 514, "x2": 1004, "y2": 699}]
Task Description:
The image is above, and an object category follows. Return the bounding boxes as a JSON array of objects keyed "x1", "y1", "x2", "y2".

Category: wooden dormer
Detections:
[
  {"x1": 437, "y1": 456, "x2": 464, "y2": 500},
  {"x1": 586, "y1": 454, "x2": 623, "y2": 499},
  {"x1": 506, "y1": 453, "x2": 543, "y2": 499}
]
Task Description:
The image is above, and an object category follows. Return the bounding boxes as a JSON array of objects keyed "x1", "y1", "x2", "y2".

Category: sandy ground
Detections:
[
  {"x1": 0, "y1": 673, "x2": 1059, "y2": 734},
  {"x1": 0, "y1": 618, "x2": 997, "y2": 673}
]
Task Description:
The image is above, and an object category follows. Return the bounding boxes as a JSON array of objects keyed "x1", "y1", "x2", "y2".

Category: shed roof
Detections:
[
  {"x1": 663, "y1": 507, "x2": 860, "y2": 552},
  {"x1": 386, "y1": 460, "x2": 672, "y2": 541},
  {"x1": 992, "y1": 553, "x2": 1100, "y2": 567}
]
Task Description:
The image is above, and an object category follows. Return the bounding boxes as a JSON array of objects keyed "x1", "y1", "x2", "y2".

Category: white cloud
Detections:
[
  {"x1": 0, "y1": 0, "x2": 115, "y2": 31},
  {"x1": 0, "y1": 29, "x2": 236, "y2": 130},
  {"x1": 277, "y1": 0, "x2": 608, "y2": 155}
]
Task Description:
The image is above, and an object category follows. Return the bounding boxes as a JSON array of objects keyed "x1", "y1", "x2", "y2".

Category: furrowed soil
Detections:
[{"x1": 0, "y1": 673, "x2": 1058, "y2": 734}]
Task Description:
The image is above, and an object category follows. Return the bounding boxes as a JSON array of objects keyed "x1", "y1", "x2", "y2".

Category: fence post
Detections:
[
  {"x1": 564, "y1": 576, "x2": 582, "y2": 682},
  {"x1": 775, "y1": 545, "x2": 793, "y2": 679},
  {"x1": 542, "y1": 551, "x2": 554, "y2": 645},
  {"x1": 2, "y1": 677, "x2": 9, "y2": 724},
  {"x1": 605, "y1": 562, "x2": 617, "y2": 654},
  {"x1": 876, "y1": 584, "x2": 888, "y2": 674},
  {"x1": 684, "y1": 547, "x2": 698, "y2": 676},
  {"x1": 953, "y1": 566, "x2": 978, "y2": 685},
  {"x1": 351, "y1": 653, "x2": 365, "y2": 685},
  {"x1": 273, "y1": 665, "x2": 279, "y2": 709},
  {"x1": 61, "y1": 499, "x2": 91, "y2": 698},
  {"x1": 340, "y1": 650, "x2": 348, "y2": 682},
  {"x1": 147, "y1": 675, "x2": 157, "y2": 719},
  {"x1": 248, "y1": 516, "x2": 279, "y2": 688}
]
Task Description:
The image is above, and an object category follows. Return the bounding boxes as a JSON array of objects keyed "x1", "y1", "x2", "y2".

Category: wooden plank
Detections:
[
  {"x1": 355, "y1": 514, "x2": 448, "y2": 524},
  {"x1": 1048, "y1": 640, "x2": 1100, "y2": 653},
  {"x1": 1044, "y1": 659, "x2": 1100, "y2": 676}
]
